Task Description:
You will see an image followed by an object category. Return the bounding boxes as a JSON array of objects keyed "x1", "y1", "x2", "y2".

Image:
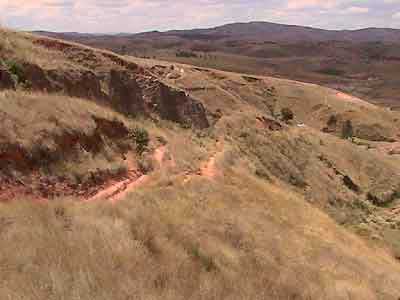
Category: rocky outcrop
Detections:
[
  {"x1": 47, "y1": 69, "x2": 106, "y2": 100},
  {"x1": 0, "y1": 67, "x2": 15, "y2": 90},
  {"x1": 109, "y1": 69, "x2": 144, "y2": 115},
  {"x1": 93, "y1": 116, "x2": 130, "y2": 139},
  {"x1": 155, "y1": 83, "x2": 209, "y2": 129},
  {"x1": 18, "y1": 37, "x2": 210, "y2": 128},
  {"x1": 367, "y1": 188, "x2": 400, "y2": 207},
  {"x1": 257, "y1": 116, "x2": 284, "y2": 131},
  {"x1": 343, "y1": 175, "x2": 360, "y2": 193},
  {"x1": 20, "y1": 61, "x2": 106, "y2": 100},
  {"x1": 22, "y1": 62, "x2": 53, "y2": 91}
]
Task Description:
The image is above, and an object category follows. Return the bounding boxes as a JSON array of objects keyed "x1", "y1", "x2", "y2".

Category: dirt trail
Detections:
[
  {"x1": 375, "y1": 141, "x2": 400, "y2": 155},
  {"x1": 85, "y1": 152, "x2": 143, "y2": 203},
  {"x1": 154, "y1": 145, "x2": 176, "y2": 168},
  {"x1": 2, "y1": 142, "x2": 223, "y2": 203},
  {"x1": 87, "y1": 140, "x2": 224, "y2": 202},
  {"x1": 85, "y1": 145, "x2": 176, "y2": 204},
  {"x1": 184, "y1": 140, "x2": 224, "y2": 183},
  {"x1": 200, "y1": 154, "x2": 221, "y2": 179}
]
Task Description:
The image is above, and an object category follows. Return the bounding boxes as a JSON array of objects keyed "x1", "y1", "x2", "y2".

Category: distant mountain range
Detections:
[
  {"x1": 33, "y1": 21, "x2": 400, "y2": 109},
  {"x1": 34, "y1": 21, "x2": 400, "y2": 43}
]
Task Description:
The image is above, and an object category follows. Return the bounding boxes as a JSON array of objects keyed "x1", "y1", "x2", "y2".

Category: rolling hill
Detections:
[
  {"x1": 35, "y1": 21, "x2": 400, "y2": 110},
  {"x1": 1, "y1": 27, "x2": 400, "y2": 299}
]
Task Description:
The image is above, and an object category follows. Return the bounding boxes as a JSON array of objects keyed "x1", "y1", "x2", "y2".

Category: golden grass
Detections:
[
  {"x1": 0, "y1": 90, "x2": 124, "y2": 148},
  {"x1": 0, "y1": 28, "x2": 77, "y2": 69},
  {"x1": 1, "y1": 166, "x2": 400, "y2": 299},
  {"x1": 1, "y1": 29, "x2": 400, "y2": 299}
]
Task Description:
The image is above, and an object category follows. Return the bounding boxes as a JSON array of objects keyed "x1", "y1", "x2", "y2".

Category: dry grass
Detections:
[
  {"x1": 1, "y1": 29, "x2": 400, "y2": 299},
  {"x1": 0, "y1": 90, "x2": 124, "y2": 148},
  {"x1": 1, "y1": 167, "x2": 400, "y2": 299},
  {"x1": 0, "y1": 29, "x2": 77, "y2": 69}
]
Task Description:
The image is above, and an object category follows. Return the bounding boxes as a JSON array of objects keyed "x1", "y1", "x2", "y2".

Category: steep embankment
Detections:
[
  {"x1": 1, "y1": 29, "x2": 400, "y2": 299},
  {"x1": 0, "y1": 28, "x2": 210, "y2": 201}
]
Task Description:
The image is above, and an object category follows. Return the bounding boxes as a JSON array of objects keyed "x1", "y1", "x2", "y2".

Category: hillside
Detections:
[
  {"x1": 1, "y1": 28, "x2": 400, "y2": 299},
  {"x1": 36, "y1": 22, "x2": 400, "y2": 109}
]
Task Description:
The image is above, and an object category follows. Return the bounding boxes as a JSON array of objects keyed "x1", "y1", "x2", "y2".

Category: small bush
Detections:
[
  {"x1": 4, "y1": 59, "x2": 25, "y2": 84},
  {"x1": 341, "y1": 120, "x2": 354, "y2": 140},
  {"x1": 176, "y1": 50, "x2": 197, "y2": 58},
  {"x1": 281, "y1": 107, "x2": 294, "y2": 123},
  {"x1": 255, "y1": 167, "x2": 270, "y2": 181},
  {"x1": 131, "y1": 127, "x2": 150, "y2": 154},
  {"x1": 327, "y1": 115, "x2": 338, "y2": 127},
  {"x1": 156, "y1": 135, "x2": 168, "y2": 145},
  {"x1": 318, "y1": 67, "x2": 345, "y2": 77},
  {"x1": 109, "y1": 163, "x2": 128, "y2": 177},
  {"x1": 190, "y1": 246, "x2": 217, "y2": 272},
  {"x1": 138, "y1": 155, "x2": 154, "y2": 174}
]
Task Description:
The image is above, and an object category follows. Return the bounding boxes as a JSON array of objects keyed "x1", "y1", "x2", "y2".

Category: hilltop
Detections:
[
  {"x1": 1, "y1": 28, "x2": 400, "y2": 299},
  {"x1": 36, "y1": 21, "x2": 400, "y2": 109}
]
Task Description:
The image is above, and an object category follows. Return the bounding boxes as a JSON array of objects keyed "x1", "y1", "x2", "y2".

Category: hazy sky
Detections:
[{"x1": 1, "y1": 0, "x2": 400, "y2": 33}]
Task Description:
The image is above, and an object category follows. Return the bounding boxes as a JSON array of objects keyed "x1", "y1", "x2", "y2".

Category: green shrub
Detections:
[
  {"x1": 4, "y1": 59, "x2": 25, "y2": 84},
  {"x1": 281, "y1": 107, "x2": 294, "y2": 122},
  {"x1": 341, "y1": 120, "x2": 354, "y2": 140},
  {"x1": 131, "y1": 127, "x2": 150, "y2": 154}
]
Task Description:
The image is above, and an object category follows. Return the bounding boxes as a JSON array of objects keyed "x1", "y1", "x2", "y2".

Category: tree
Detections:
[
  {"x1": 341, "y1": 120, "x2": 354, "y2": 140},
  {"x1": 131, "y1": 127, "x2": 150, "y2": 154}
]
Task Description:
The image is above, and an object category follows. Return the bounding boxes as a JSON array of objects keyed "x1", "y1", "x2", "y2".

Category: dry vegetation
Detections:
[
  {"x1": 0, "y1": 28, "x2": 77, "y2": 70},
  {"x1": 1, "y1": 29, "x2": 400, "y2": 299},
  {"x1": 2, "y1": 168, "x2": 400, "y2": 300}
]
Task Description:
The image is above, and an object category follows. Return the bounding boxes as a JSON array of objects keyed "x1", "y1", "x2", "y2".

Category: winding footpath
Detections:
[{"x1": 86, "y1": 141, "x2": 224, "y2": 203}]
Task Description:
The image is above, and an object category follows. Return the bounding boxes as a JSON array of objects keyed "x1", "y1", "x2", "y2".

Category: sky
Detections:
[{"x1": 1, "y1": 0, "x2": 400, "y2": 33}]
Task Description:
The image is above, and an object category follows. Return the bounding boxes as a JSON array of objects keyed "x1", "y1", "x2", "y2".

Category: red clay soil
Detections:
[
  {"x1": 1, "y1": 143, "x2": 223, "y2": 204},
  {"x1": 375, "y1": 141, "x2": 400, "y2": 155},
  {"x1": 85, "y1": 145, "x2": 174, "y2": 204},
  {"x1": 185, "y1": 140, "x2": 225, "y2": 182}
]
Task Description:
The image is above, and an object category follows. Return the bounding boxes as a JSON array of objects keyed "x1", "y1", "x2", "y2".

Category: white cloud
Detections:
[
  {"x1": 394, "y1": 12, "x2": 400, "y2": 19},
  {"x1": 0, "y1": 0, "x2": 399, "y2": 32},
  {"x1": 345, "y1": 6, "x2": 370, "y2": 14},
  {"x1": 287, "y1": 0, "x2": 338, "y2": 10}
]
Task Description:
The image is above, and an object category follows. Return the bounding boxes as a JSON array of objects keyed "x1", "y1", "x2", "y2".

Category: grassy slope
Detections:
[
  {"x1": 1, "y1": 30, "x2": 400, "y2": 299},
  {"x1": 2, "y1": 168, "x2": 400, "y2": 299}
]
